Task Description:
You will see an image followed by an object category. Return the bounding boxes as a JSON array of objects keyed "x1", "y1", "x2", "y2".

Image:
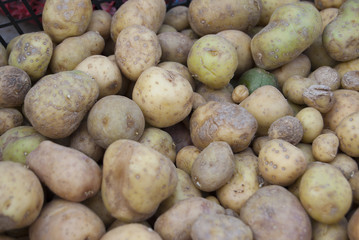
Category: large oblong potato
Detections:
[{"x1": 24, "y1": 70, "x2": 99, "y2": 139}]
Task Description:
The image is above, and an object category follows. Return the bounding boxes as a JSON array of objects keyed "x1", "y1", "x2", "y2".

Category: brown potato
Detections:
[
  {"x1": 0, "y1": 108, "x2": 23, "y2": 135},
  {"x1": 232, "y1": 85, "x2": 249, "y2": 104},
  {"x1": 315, "y1": 0, "x2": 345, "y2": 9},
  {"x1": 312, "y1": 132, "x2": 339, "y2": 162},
  {"x1": 240, "y1": 185, "x2": 312, "y2": 240},
  {"x1": 86, "y1": 10, "x2": 112, "y2": 40},
  {"x1": 296, "y1": 107, "x2": 324, "y2": 143},
  {"x1": 158, "y1": 32, "x2": 193, "y2": 65},
  {"x1": 100, "y1": 223, "x2": 162, "y2": 240},
  {"x1": 164, "y1": 6, "x2": 189, "y2": 31},
  {"x1": 268, "y1": 116, "x2": 304, "y2": 145},
  {"x1": 348, "y1": 208, "x2": 359, "y2": 240},
  {"x1": 175, "y1": 145, "x2": 201, "y2": 174}
]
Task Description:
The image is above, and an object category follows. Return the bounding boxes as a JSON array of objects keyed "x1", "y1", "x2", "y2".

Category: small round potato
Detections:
[
  {"x1": 312, "y1": 133, "x2": 339, "y2": 162},
  {"x1": 268, "y1": 116, "x2": 304, "y2": 145},
  {"x1": 232, "y1": 85, "x2": 249, "y2": 104},
  {"x1": 296, "y1": 107, "x2": 324, "y2": 143},
  {"x1": 163, "y1": 6, "x2": 189, "y2": 31},
  {"x1": 158, "y1": 32, "x2": 193, "y2": 65},
  {"x1": 101, "y1": 223, "x2": 162, "y2": 240},
  {"x1": 0, "y1": 108, "x2": 23, "y2": 135},
  {"x1": 175, "y1": 145, "x2": 201, "y2": 175}
]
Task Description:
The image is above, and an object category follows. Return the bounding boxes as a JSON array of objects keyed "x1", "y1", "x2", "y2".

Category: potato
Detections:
[
  {"x1": 251, "y1": 2, "x2": 322, "y2": 70},
  {"x1": 181, "y1": 28, "x2": 199, "y2": 40},
  {"x1": 348, "y1": 208, "x2": 359, "y2": 240},
  {"x1": 282, "y1": 75, "x2": 317, "y2": 105},
  {"x1": 24, "y1": 70, "x2": 99, "y2": 139},
  {"x1": 315, "y1": 0, "x2": 346, "y2": 9},
  {"x1": 50, "y1": 31, "x2": 105, "y2": 73},
  {"x1": 299, "y1": 162, "x2": 352, "y2": 224},
  {"x1": 309, "y1": 66, "x2": 341, "y2": 90},
  {"x1": 102, "y1": 139, "x2": 177, "y2": 222},
  {"x1": 341, "y1": 71, "x2": 359, "y2": 91},
  {"x1": 196, "y1": 83, "x2": 234, "y2": 103},
  {"x1": 69, "y1": 121, "x2": 104, "y2": 162},
  {"x1": 312, "y1": 217, "x2": 348, "y2": 240},
  {"x1": 335, "y1": 111, "x2": 359, "y2": 157},
  {"x1": 75, "y1": 55, "x2": 122, "y2": 98},
  {"x1": 132, "y1": 67, "x2": 193, "y2": 128},
  {"x1": 42, "y1": 0, "x2": 93, "y2": 43},
  {"x1": 324, "y1": 89, "x2": 359, "y2": 131},
  {"x1": 157, "y1": 61, "x2": 196, "y2": 90},
  {"x1": 302, "y1": 85, "x2": 335, "y2": 114},
  {"x1": 188, "y1": 0, "x2": 261, "y2": 36},
  {"x1": 312, "y1": 133, "x2": 339, "y2": 162},
  {"x1": 252, "y1": 136, "x2": 271, "y2": 156},
  {"x1": 26, "y1": 140, "x2": 102, "y2": 202},
  {"x1": 191, "y1": 141, "x2": 235, "y2": 192},
  {"x1": 175, "y1": 145, "x2": 201, "y2": 174},
  {"x1": 158, "y1": 24, "x2": 177, "y2": 34},
  {"x1": 187, "y1": 34, "x2": 238, "y2": 89},
  {"x1": 296, "y1": 143, "x2": 316, "y2": 164},
  {"x1": 240, "y1": 185, "x2": 312, "y2": 240},
  {"x1": 163, "y1": 6, "x2": 189, "y2": 31},
  {"x1": 350, "y1": 171, "x2": 359, "y2": 204},
  {"x1": 258, "y1": 0, "x2": 299, "y2": 26},
  {"x1": 107, "y1": 220, "x2": 150, "y2": 231},
  {"x1": 217, "y1": 30, "x2": 253, "y2": 75},
  {"x1": 158, "y1": 32, "x2": 193, "y2": 65},
  {"x1": 330, "y1": 153, "x2": 358, "y2": 180},
  {"x1": 8, "y1": 32, "x2": 53, "y2": 81},
  {"x1": 86, "y1": 10, "x2": 111, "y2": 40},
  {"x1": 191, "y1": 214, "x2": 253, "y2": 240},
  {"x1": 217, "y1": 153, "x2": 259, "y2": 214},
  {"x1": 268, "y1": 116, "x2": 304, "y2": 145},
  {"x1": 323, "y1": 0, "x2": 359, "y2": 62},
  {"x1": 29, "y1": 199, "x2": 105, "y2": 240},
  {"x1": 154, "y1": 197, "x2": 225, "y2": 240},
  {"x1": 296, "y1": 107, "x2": 324, "y2": 143},
  {"x1": 240, "y1": 85, "x2": 293, "y2": 136},
  {"x1": 335, "y1": 58, "x2": 359, "y2": 79},
  {"x1": 190, "y1": 101, "x2": 257, "y2": 153},
  {"x1": 0, "y1": 161, "x2": 44, "y2": 232},
  {"x1": 100, "y1": 223, "x2": 162, "y2": 240},
  {"x1": 139, "y1": 127, "x2": 176, "y2": 162},
  {"x1": 232, "y1": 85, "x2": 249, "y2": 104},
  {"x1": 0, "y1": 66, "x2": 31, "y2": 108},
  {"x1": 110, "y1": 0, "x2": 166, "y2": 42},
  {"x1": 0, "y1": 43, "x2": 7, "y2": 66},
  {"x1": 0, "y1": 108, "x2": 23, "y2": 135}
]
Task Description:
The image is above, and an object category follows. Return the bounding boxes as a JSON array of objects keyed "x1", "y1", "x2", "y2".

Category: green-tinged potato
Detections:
[
  {"x1": 315, "y1": 0, "x2": 346, "y2": 9},
  {"x1": 0, "y1": 108, "x2": 23, "y2": 135},
  {"x1": 268, "y1": 116, "x2": 303, "y2": 145},
  {"x1": 29, "y1": 199, "x2": 105, "y2": 240},
  {"x1": 175, "y1": 145, "x2": 201, "y2": 174},
  {"x1": 190, "y1": 101, "x2": 257, "y2": 152},
  {"x1": 0, "y1": 161, "x2": 44, "y2": 232},
  {"x1": 188, "y1": 0, "x2": 261, "y2": 36},
  {"x1": 42, "y1": 0, "x2": 92, "y2": 43},
  {"x1": 156, "y1": 168, "x2": 202, "y2": 216},
  {"x1": 191, "y1": 141, "x2": 235, "y2": 192},
  {"x1": 323, "y1": 89, "x2": 359, "y2": 131},
  {"x1": 330, "y1": 153, "x2": 358, "y2": 179},
  {"x1": 217, "y1": 153, "x2": 259, "y2": 214},
  {"x1": 24, "y1": 70, "x2": 99, "y2": 139},
  {"x1": 240, "y1": 185, "x2": 312, "y2": 240},
  {"x1": 0, "y1": 126, "x2": 47, "y2": 164},
  {"x1": 100, "y1": 224, "x2": 162, "y2": 240},
  {"x1": 132, "y1": 67, "x2": 193, "y2": 128},
  {"x1": 164, "y1": 6, "x2": 189, "y2": 31},
  {"x1": 0, "y1": 66, "x2": 31, "y2": 108},
  {"x1": 296, "y1": 107, "x2": 324, "y2": 143},
  {"x1": 187, "y1": 34, "x2": 238, "y2": 89},
  {"x1": 154, "y1": 197, "x2": 225, "y2": 240},
  {"x1": 157, "y1": 61, "x2": 196, "y2": 90},
  {"x1": 26, "y1": 140, "x2": 102, "y2": 202},
  {"x1": 75, "y1": 55, "x2": 122, "y2": 99},
  {"x1": 251, "y1": 2, "x2": 322, "y2": 70},
  {"x1": 240, "y1": 85, "x2": 293, "y2": 136},
  {"x1": 312, "y1": 217, "x2": 348, "y2": 240},
  {"x1": 336, "y1": 111, "x2": 359, "y2": 157},
  {"x1": 258, "y1": 139, "x2": 307, "y2": 186},
  {"x1": 0, "y1": 43, "x2": 7, "y2": 66},
  {"x1": 102, "y1": 139, "x2": 177, "y2": 222},
  {"x1": 258, "y1": 0, "x2": 299, "y2": 26},
  {"x1": 115, "y1": 25, "x2": 161, "y2": 81},
  {"x1": 8, "y1": 32, "x2": 53, "y2": 81},
  {"x1": 348, "y1": 208, "x2": 359, "y2": 240},
  {"x1": 312, "y1": 133, "x2": 339, "y2": 162},
  {"x1": 299, "y1": 162, "x2": 352, "y2": 224},
  {"x1": 196, "y1": 83, "x2": 234, "y2": 103},
  {"x1": 217, "y1": 30, "x2": 253, "y2": 75},
  {"x1": 139, "y1": 127, "x2": 176, "y2": 162},
  {"x1": 50, "y1": 31, "x2": 105, "y2": 73},
  {"x1": 282, "y1": 75, "x2": 317, "y2": 105},
  {"x1": 323, "y1": 0, "x2": 359, "y2": 62},
  {"x1": 350, "y1": 171, "x2": 359, "y2": 204},
  {"x1": 191, "y1": 214, "x2": 253, "y2": 240},
  {"x1": 86, "y1": 10, "x2": 112, "y2": 40},
  {"x1": 335, "y1": 58, "x2": 359, "y2": 79},
  {"x1": 158, "y1": 32, "x2": 193, "y2": 65}
]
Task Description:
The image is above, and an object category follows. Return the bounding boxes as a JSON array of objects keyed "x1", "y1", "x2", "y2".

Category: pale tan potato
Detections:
[
  {"x1": 100, "y1": 224, "x2": 162, "y2": 240},
  {"x1": 315, "y1": 0, "x2": 346, "y2": 10},
  {"x1": 196, "y1": 83, "x2": 234, "y2": 103},
  {"x1": 349, "y1": 171, "x2": 359, "y2": 204},
  {"x1": 110, "y1": 0, "x2": 166, "y2": 42},
  {"x1": 42, "y1": 0, "x2": 93, "y2": 43},
  {"x1": 75, "y1": 55, "x2": 122, "y2": 98},
  {"x1": 154, "y1": 197, "x2": 225, "y2": 240},
  {"x1": 190, "y1": 101, "x2": 257, "y2": 153},
  {"x1": 239, "y1": 85, "x2": 293, "y2": 136},
  {"x1": 164, "y1": 6, "x2": 189, "y2": 31},
  {"x1": 312, "y1": 132, "x2": 339, "y2": 162},
  {"x1": 312, "y1": 217, "x2": 348, "y2": 240},
  {"x1": 181, "y1": 28, "x2": 200, "y2": 40},
  {"x1": 0, "y1": 43, "x2": 7, "y2": 66},
  {"x1": 240, "y1": 185, "x2": 312, "y2": 240},
  {"x1": 348, "y1": 208, "x2": 359, "y2": 240},
  {"x1": 334, "y1": 58, "x2": 359, "y2": 79},
  {"x1": 50, "y1": 31, "x2": 105, "y2": 73},
  {"x1": 330, "y1": 153, "x2": 358, "y2": 180},
  {"x1": 158, "y1": 61, "x2": 196, "y2": 90},
  {"x1": 107, "y1": 220, "x2": 150, "y2": 231},
  {"x1": 309, "y1": 66, "x2": 341, "y2": 90},
  {"x1": 258, "y1": 0, "x2": 300, "y2": 26},
  {"x1": 29, "y1": 199, "x2": 105, "y2": 240},
  {"x1": 24, "y1": 70, "x2": 99, "y2": 139},
  {"x1": 268, "y1": 116, "x2": 304, "y2": 145},
  {"x1": 132, "y1": 67, "x2": 193, "y2": 128},
  {"x1": 102, "y1": 139, "x2": 177, "y2": 222},
  {"x1": 26, "y1": 140, "x2": 102, "y2": 202},
  {"x1": 86, "y1": 10, "x2": 112, "y2": 40},
  {"x1": 115, "y1": 25, "x2": 161, "y2": 81},
  {"x1": 282, "y1": 75, "x2": 317, "y2": 105},
  {"x1": 296, "y1": 107, "x2": 324, "y2": 143},
  {"x1": 296, "y1": 143, "x2": 316, "y2": 165},
  {"x1": 341, "y1": 71, "x2": 359, "y2": 91},
  {"x1": 158, "y1": 24, "x2": 177, "y2": 33},
  {"x1": 205, "y1": 196, "x2": 221, "y2": 205},
  {"x1": 232, "y1": 85, "x2": 249, "y2": 104},
  {"x1": 0, "y1": 161, "x2": 44, "y2": 232},
  {"x1": 252, "y1": 136, "x2": 271, "y2": 156},
  {"x1": 0, "y1": 108, "x2": 23, "y2": 135},
  {"x1": 175, "y1": 145, "x2": 201, "y2": 174},
  {"x1": 336, "y1": 111, "x2": 359, "y2": 157}
]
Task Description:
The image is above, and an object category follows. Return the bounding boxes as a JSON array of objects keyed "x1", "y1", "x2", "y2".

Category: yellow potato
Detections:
[
  {"x1": 175, "y1": 145, "x2": 201, "y2": 174},
  {"x1": 312, "y1": 218, "x2": 348, "y2": 240},
  {"x1": 330, "y1": 153, "x2": 358, "y2": 179},
  {"x1": 157, "y1": 61, "x2": 196, "y2": 90},
  {"x1": 336, "y1": 111, "x2": 359, "y2": 157},
  {"x1": 258, "y1": 0, "x2": 299, "y2": 26},
  {"x1": 296, "y1": 107, "x2": 324, "y2": 143},
  {"x1": 164, "y1": 6, "x2": 189, "y2": 31},
  {"x1": 312, "y1": 133, "x2": 339, "y2": 162}
]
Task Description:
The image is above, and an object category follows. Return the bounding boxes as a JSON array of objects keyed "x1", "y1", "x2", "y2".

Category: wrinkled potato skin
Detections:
[
  {"x1": 0, "y1": 108, "x2": 23, "y2": 135},
  {"x1": 24, "y1": 70, "x2": 99, "y2": 139},
  {"x1": 240, "y1": 185, "x2": 312, "y2": 240},
  {"x1": 258, "y1": 0, "x2": 299, "y2": 26},
  {"x1": 101, "y1": 224, "x2": 162, "y2": 240},
  {"x1": 29, "y1": 199, "x2": 105, "y2": 240},
  {"x1": 348, "y1": 208, "x2": 359, "y2": 240},
  {"x1": 158, "y1": 32, "x2": 193, "y2": 65},
  {"x1": 0, "y1": 43, "x2": 7, "y2": 66},
  {"x1": 268, "y1": 116, "x2": 303, "y2": 145},
  {"x1": 251, "y1": 2, "x2": 322, "y2": 70},
  {"x1": 86, "y1": 10, "x2": 112, "y2": 40},
  {"x1": 164, "y1": 6, "x2": 189, "y2": 31},
  {"x1": 42, "y1": 0, "x2": 93, "y2": 43},
  {"x1": 336, "y1": 111, "x2": 359, "y2": 157},
  {"x1": 0, "y1": 161, "x2": 44, "y2": 232}
]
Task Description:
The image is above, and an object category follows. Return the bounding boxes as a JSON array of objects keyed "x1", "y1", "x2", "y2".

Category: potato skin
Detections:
[
  {"x1": 164, "y1": 6, "x2": 189, "y2": 31},
  {"x1": 0, "y1": 108, "x2": 23, "y2": 135},
  {"x1": 100, "y1": 224, "x2": 162, "y2": 240},
  {"x1": 348, "y1": 207, "x2": 359, "y2": 240},
  {"x1": 0, "y1": 43, "x2": 7, "y2": 67},
  {"x1": 158, "y1": 32, "x2": 193, "y2": 65},
  {"x1": 335, "y1": 111, "x2": 359, "y2": 157},
  {"x1": 24, "y1": 70, "x2": 99, "y2": 139}
]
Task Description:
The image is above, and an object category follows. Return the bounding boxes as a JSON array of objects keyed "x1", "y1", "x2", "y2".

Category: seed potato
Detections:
[
  {"x1": 296, "y1": 107, "x2": 324, "y2": 143},
  {"x1": 0, "y1": 108, "x2": 23, "y2": 135},
  {"x1": 335, "y1": 111, "x2": 359, "y2": 157}
]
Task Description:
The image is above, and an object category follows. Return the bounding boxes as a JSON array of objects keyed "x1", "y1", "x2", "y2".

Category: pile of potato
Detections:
[{"x1": 1, "y1": 0, "x2": 359, "y2": 239}]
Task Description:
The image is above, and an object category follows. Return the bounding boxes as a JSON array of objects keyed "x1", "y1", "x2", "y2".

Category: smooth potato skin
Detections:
[
  {"x1": 336, "y1": 112, "x2": 359, "y2": 157},
  {"x1": 100, "y1": 224, "x2": 162, "y2": 240}
]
